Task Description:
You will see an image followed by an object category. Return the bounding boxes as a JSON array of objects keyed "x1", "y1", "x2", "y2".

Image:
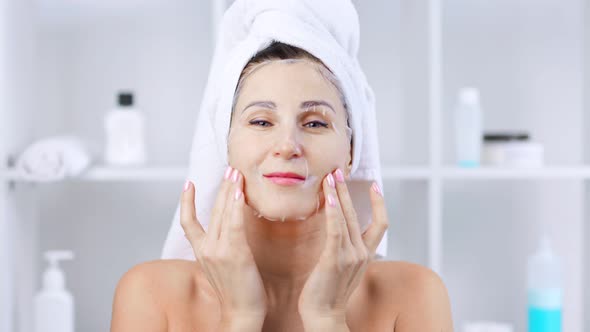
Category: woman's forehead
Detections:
[{"x1": 236, "y1": 61, "x2": 344, "y2": 110}]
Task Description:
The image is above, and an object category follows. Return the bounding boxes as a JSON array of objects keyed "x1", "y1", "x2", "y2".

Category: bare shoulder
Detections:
[
  {"x1": 110, "y1": 259, "x2": 199, "y2": 332},
  {"x1": 366, "y1": 260, "x2": 454, "y2": 332}
]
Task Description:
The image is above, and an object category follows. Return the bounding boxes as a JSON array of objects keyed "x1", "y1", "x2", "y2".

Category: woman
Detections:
[{"x1": 110, "y1": 41, "x2": 453, "y2": 331}]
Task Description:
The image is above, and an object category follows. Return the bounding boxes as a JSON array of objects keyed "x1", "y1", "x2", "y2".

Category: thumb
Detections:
[
  {"x1": 180, "y1": 180, "x2": 205, "y2": 249},
  {"x1": 362, "y1": 182, "x2": 389, "y2": 255}
]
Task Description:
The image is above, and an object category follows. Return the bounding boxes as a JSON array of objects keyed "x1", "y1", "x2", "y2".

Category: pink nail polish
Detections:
[
  {"x1": 224, "y1": 166, "x2": 233, "y2": 180},
  {"x1": 372, "y1": 182, "x2": 382, "y2": 196},
  {"x1": 183, "y1": 180, "x2": 190, "y2": 192},
  {"x1": 232, "y1": 169, "x2": 239, "y2": 182},
  {"x1": 335, "y1": 169, "x2": 345, "y2": 183},
  {"x1": 234, "y1": 189, "x2": 242, "y2": 200},
  {"x1": 327, "y1": 173, "x2": 335, "y2": 188},
  {"x1": 327, "y1": 194, "x2": 336, "y2": 207}
]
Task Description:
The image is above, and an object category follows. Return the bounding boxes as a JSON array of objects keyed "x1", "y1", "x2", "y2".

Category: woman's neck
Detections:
[{"x1": 243, "y1": 206, "x2": 327, "y2": 308}]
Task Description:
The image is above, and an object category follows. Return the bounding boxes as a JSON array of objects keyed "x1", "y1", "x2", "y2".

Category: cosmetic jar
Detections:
[{"x1": 482, "y1": 132, "x2": 544, "y2": 167}]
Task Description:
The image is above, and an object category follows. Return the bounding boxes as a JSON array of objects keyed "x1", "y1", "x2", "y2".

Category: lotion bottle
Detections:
[
  {"x1": 104, "y1": 91, "x2": 147, "y2": 166},
  {"x1": 34, "y1": 250, "x2": 75, "y2": 332}
]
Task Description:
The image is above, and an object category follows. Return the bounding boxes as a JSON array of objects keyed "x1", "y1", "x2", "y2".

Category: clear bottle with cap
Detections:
[
  {"x1": 527, "y1": 234, "x2": 562, "y2": 332},
  {"x1": 34, "y1": 250, "x2": 75, "y2": 332},
  {"x1": 453, "y1": 87, "x2": 483, "y2": 167},
  {"x1": 104, "y1": 91, "x2": 147, "y2": 166}
]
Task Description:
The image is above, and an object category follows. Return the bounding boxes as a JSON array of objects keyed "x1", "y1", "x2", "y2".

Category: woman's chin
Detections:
[{"x1": 247, "y1": 202, "x2": 320, "y2": 222}]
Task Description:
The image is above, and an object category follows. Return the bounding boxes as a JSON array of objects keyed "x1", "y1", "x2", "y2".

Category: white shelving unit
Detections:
[{"x1": 1, "y1": 0, "x2": 588, "y2": 331}]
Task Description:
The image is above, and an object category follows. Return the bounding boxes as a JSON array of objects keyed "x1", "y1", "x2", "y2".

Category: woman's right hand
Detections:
[{"x1": 180, "y1": 167, "x2": 267, "y2": 327}]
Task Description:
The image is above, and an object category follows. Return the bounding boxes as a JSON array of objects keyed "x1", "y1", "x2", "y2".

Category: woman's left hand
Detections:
[{"x1": 298, "y1": 168, "x2": 389, "y2": 326}]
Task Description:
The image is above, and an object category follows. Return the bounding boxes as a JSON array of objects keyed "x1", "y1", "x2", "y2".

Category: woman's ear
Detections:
[
  {"x1": 345, "y1": 156, "x2": 352, "y2": 178},
  {"x1": 347, "y1": 139, "x2": 354, "y2": 177}
]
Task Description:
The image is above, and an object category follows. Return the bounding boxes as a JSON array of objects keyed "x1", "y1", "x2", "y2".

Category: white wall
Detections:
[
  {"x1": 354, "y1": 0, "x2": 432, "y2": 267},
  {"x1": 584, "y1": 0, "x2": 590, "y2": 330},
  {"x1": 0, "y1": 0, "x2": 13, "y2": 330},
  {"x1": 1, "y1": 0, "x2": 38, "y2": 331}
]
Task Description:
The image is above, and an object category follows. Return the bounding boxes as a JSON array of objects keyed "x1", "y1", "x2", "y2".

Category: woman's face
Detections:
[{"x1": 229, "y1": 60, "x2": 352, "y2": 221}]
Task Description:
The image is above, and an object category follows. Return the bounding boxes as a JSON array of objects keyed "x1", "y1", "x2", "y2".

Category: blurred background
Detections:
[{"x1": 0, "y1": 0, "x2": 589, "y2": 331}]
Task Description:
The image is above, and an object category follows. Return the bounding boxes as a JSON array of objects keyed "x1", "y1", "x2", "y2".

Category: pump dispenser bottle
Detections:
[{"x1": 34, "y1": 250, "x2": 75, "y2": 332}]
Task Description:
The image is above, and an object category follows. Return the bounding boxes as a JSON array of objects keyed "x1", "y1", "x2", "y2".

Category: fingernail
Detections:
[
  {"x1": 335, "y1": 169, "x2": 345, "y2": 183},
  {"x1": 232, "y1": 169, "x2": 239, "y2": 182},
  {"x1": 183, "y1": 180, "x2": 190, "y2": 192},
  {"x1": 224, "y1": 166, "x2": 233, "y2": 180},
  {"x1": 327, "y1": 194, "x2": 336, "y2": 207},
  {"x1": 372, "y1": 182, "x2": 382, "y2": 196},
  {"x1": 234, "y1": 189, "x2": 242, "y2": 200},
  {"x1": 327, "y1": 173, "x2": 335, "y2": 188}
]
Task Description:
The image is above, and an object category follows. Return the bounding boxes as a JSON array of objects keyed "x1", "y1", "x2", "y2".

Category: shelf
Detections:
[
  {"x1": 0, "y1": 166, "x2": 188, "y2": 182},
  {"x1": 439, "y1": 166, "x2": 590, "y2": 180},
  {"x1": 381, "y1": 166, "x2": 432, "y2": 180},
  {"x1": 3, "y1": 165, "x2": 590, "y2": 182},
  {"x1": 384, "y1": 166, "x2": 590, "y2": 180},
  {"x1": 79, "y1": 166, "x2": 188, "y2": 181}
]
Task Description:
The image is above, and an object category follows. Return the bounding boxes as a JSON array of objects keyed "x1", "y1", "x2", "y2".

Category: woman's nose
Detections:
[{"x1": 273, "y1": 132, "x2": 303, "y2": 160}]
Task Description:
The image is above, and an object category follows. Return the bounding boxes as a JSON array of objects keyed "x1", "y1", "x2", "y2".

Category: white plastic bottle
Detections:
[
  {"x1": 104, "y1": 91, "x2": 147, "y2": 166},
  {"x1": 527, "y1": 235, "x2": 562, "y2": 332},
  {"x1": 453, "y1": 87, "x2": 483, "y2": 167},
  {"x1": 34, "y1": 250, "x2": 75, "y2": 332}
]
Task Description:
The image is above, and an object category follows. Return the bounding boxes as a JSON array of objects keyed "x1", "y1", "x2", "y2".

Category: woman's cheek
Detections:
[
  {"x1": 228, "y1": 132, "x2": 262, "y2": 167},
  {"x1": 312, "y1": 145, "x2": 348, "y2": 172}
]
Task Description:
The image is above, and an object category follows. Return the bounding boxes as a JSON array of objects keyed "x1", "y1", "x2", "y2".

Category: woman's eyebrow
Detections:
[
  {"x1": 242, "y1": 101, "x2": 276, "y2": 113},
  {"x1": 241, "y1": 100, "x2": 335, "y2": 113},
  {"x1": 300, "y1": 100, "x2": 335, "y2": 113}
]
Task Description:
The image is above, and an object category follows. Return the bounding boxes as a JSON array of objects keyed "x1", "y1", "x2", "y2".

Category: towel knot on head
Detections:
[{"x1": 221, "y1": 0, "x2": 360, "y2": 58}]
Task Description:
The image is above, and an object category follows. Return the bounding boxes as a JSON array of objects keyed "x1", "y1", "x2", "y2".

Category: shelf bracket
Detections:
[{"x1": 5, "y1": 154, "x2": 16, "y2": 192}]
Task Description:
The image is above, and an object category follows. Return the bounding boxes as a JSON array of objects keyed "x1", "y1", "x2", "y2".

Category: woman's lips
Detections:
[{"x1": 263, "y1": 172, "x2": 306, "y2": 186}]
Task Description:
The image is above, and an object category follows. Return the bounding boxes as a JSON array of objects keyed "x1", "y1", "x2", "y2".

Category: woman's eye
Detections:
[
  {"x1": 249, "y1": 120, "x2": 273, "y2": 127},
  {"x1": 304, "y1": 121, "x2": 329, "y2": 129}
]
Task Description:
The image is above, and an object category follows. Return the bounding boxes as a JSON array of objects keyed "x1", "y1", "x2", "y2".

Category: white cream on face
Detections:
[{"x1": 228, "y1": 60, "x2": 352, "y2": 222}]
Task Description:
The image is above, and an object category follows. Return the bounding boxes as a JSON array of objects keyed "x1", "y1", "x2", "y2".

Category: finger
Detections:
[
  {"x1": 228, "y1": 171, "x2": 247, "y2": 245},
  {"x1": 328, "y1": 171, "x2": 352, "y2": 249},
  {"x1": 362, "y1": 182, "x2": 389, "y2": 255},
  {"x1": 220, "y1": 168, "x2": 245, "y2": 243},
  {"x1": 333, "y1": 168, "x2": 363, "y2": 251},
  {"x1": 209, "y1": 166, "x2": 235, "y2": 240},
  {"x1": 225, "y1": 171, "x2": 248, "y2": 246},
  {"x1": 180, "y1": 180, "x2": 205, "y2": 248},
  {"x1": 323, "y1": 173, "x2": 346, "y2": 254}
]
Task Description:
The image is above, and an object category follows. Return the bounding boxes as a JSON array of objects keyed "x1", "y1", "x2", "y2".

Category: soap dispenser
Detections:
[
  {"x1": 34, "y1": 250, "x2": 75, "y2": 332},
  {"x1": 527, "y1": 234, "x2": 562, "y2": 332}
]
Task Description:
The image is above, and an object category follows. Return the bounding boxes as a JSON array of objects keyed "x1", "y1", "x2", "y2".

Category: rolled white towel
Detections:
[{"x1": 15, "y1": 135, "x2": 92, "y2": 182}]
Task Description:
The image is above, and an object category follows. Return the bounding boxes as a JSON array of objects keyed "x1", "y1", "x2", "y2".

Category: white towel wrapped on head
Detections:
[{"x1": 162, "y1": 0, "x2": 388, "y2": 259}]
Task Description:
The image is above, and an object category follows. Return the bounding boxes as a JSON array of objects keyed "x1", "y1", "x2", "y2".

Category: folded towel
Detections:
[
  {"x1": 162, "y1": 0, "x2": 387, "y2": 259},
  {"x1": 15, "y1": 135, "x2": 92, "y2": 182}
]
